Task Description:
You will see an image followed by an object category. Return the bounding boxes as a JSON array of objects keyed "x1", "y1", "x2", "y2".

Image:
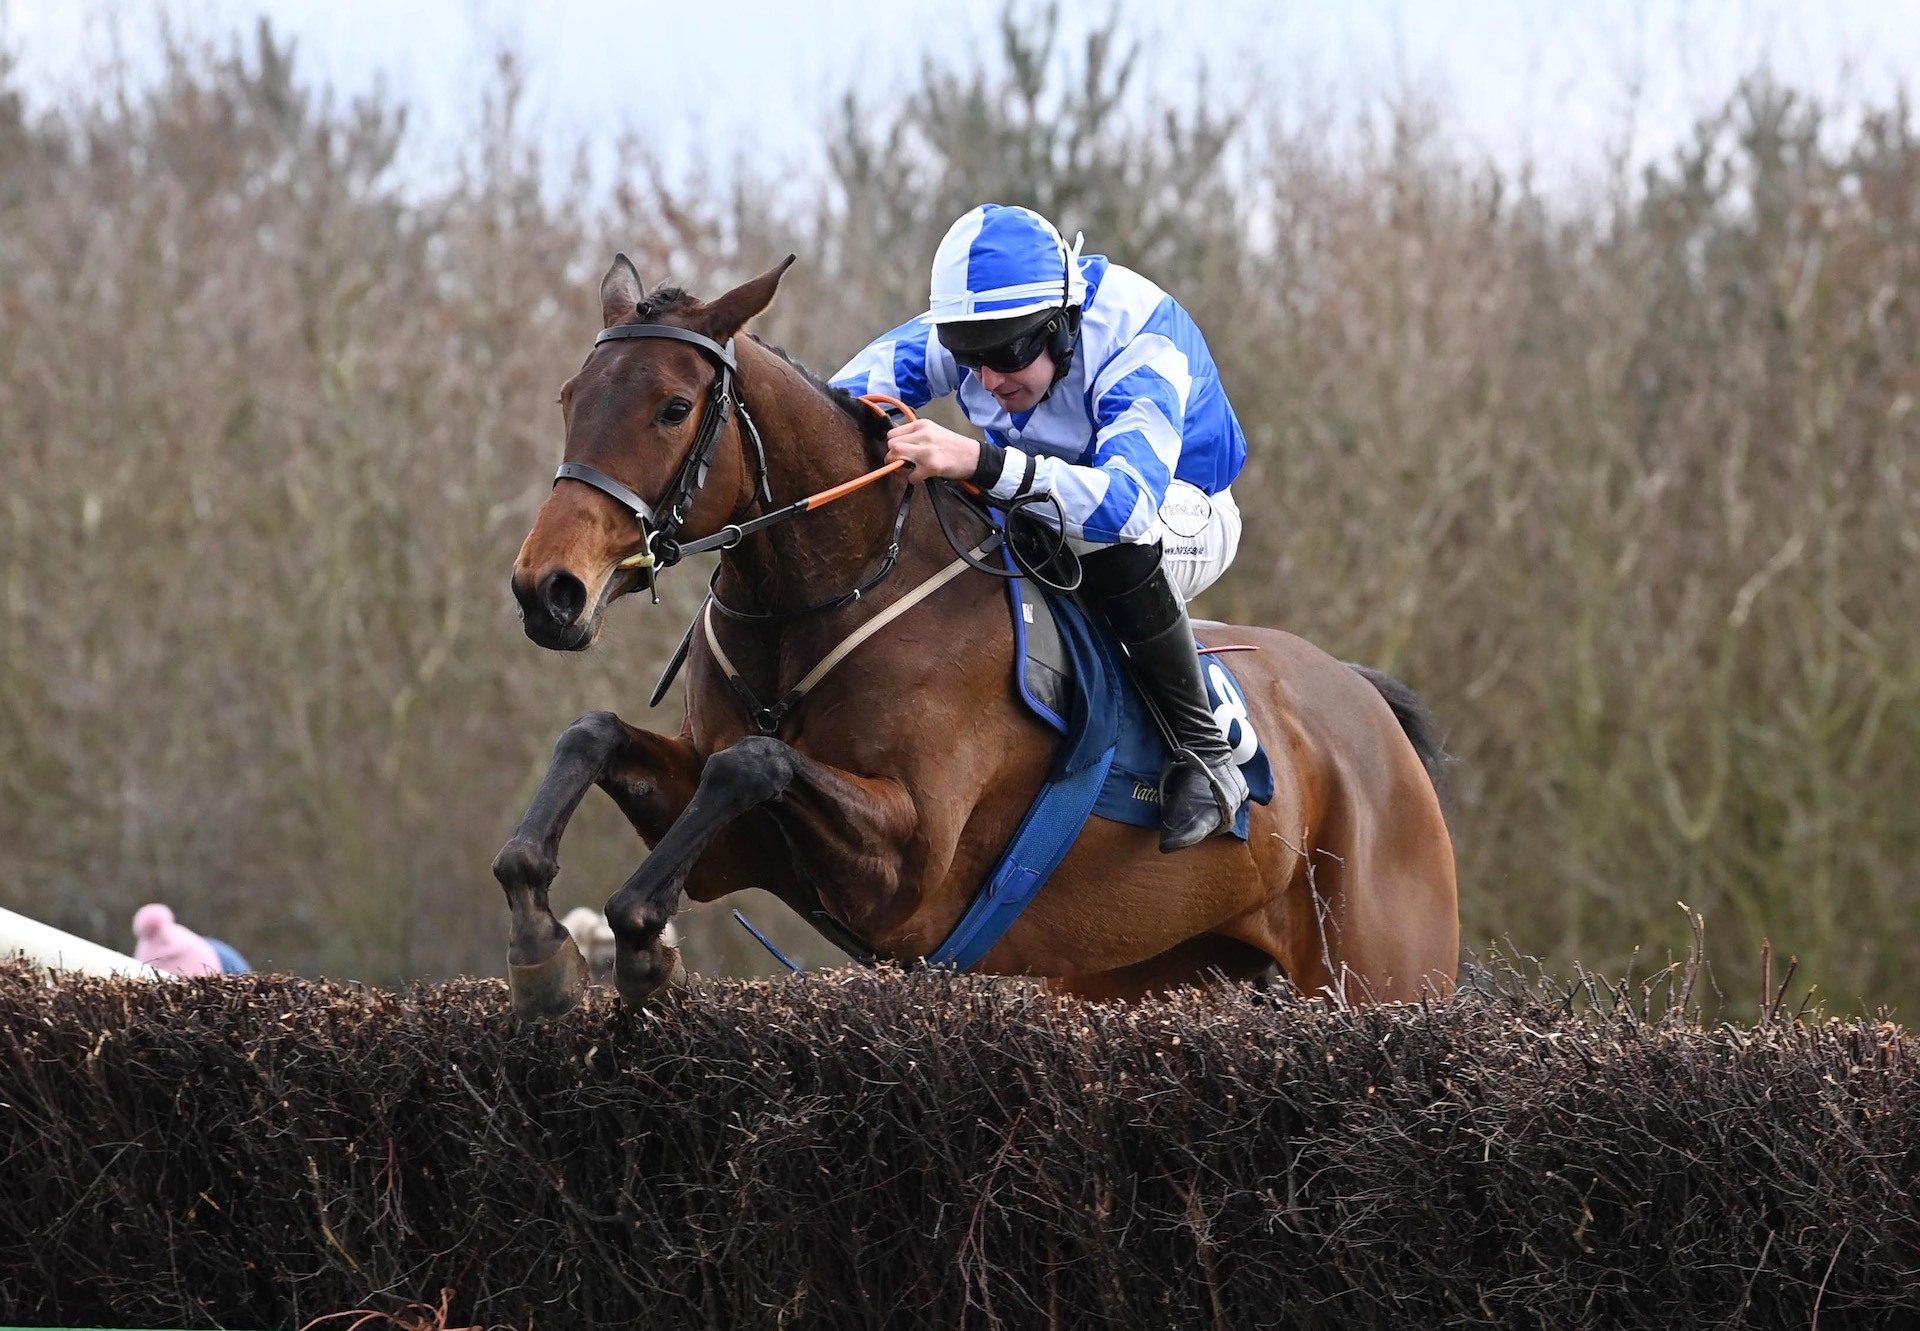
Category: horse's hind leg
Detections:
[
  {"x1": 1224, "y1": 820, "x2": 1458, "y2": 1006},
  {"x1": 492, "y1": 711, "x2": 699, "y2": 1020}
]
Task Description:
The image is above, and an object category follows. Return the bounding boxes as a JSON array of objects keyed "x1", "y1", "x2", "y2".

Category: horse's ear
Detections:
[
  {"x1": 694, "y1": 255, "x2": 796, "y2": 340},
  {"x1": 600, "y1": 253, "x2": 645, "y2": 328}
]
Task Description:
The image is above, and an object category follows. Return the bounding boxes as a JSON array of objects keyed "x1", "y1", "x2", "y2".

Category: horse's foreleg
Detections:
[
  {"x1": 603, "y1": 735, "x2": 916, "y2": 1005},
  {"x1": 491, "y1": 711, "x2": 698, "y2": 1019}
]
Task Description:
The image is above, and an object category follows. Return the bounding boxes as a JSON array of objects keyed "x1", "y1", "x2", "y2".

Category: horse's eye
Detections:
[{"x1": 659, "y1": 398, "x2": 693, "y2": 426}]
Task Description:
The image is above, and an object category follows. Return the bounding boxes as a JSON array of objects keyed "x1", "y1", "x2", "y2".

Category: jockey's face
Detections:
[{"x1": 976, "y1": 350, "x2": 1055, "y2": 414}]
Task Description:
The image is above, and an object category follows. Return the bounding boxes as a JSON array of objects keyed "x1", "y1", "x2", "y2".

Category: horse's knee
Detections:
[
  {"x1": 555, "y1": 709, "x2": 626, "y2": 761},
  {"x1": 701, "y1": 735, "x2": 796, "y2": 803},
  {"x1": 493, "y1": 836, "x2": 555, "y2": 893}
]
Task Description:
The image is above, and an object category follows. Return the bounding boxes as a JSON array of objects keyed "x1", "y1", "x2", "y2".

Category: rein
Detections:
[
  {"x1": 704, "y1": 393, "x2": 920, "y2": 625},
  {"x1": 616, "y1": 423, "x2": 913, "y2": 593}
]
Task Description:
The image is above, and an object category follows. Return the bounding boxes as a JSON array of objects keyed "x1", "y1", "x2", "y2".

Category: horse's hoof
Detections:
[
  {"x1": 508, "y1": 933, "x2": 588, "y2": 1022},
  {"x1": 614, "y1": 942, "x2": 683, "y2": 1007}
]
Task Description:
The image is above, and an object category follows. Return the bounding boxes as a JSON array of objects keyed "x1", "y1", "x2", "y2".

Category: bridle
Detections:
[
  {"x1": 553, "y1": 322, "x2": 777, "y2": 603},
  {"x1": 560, "y1": 313, "x2": 1080, "y2": 604},
  {"x1": 555, "y1": 318, "x2": 1082, "y2": 723},
  {"x1": 557, "y1": 320, "x2": 929, "y2": 625}
]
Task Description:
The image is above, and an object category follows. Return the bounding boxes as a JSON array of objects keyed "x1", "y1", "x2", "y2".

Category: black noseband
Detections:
[{"x1": 553, "y1": 322, "x2": 758, "y2": 599}]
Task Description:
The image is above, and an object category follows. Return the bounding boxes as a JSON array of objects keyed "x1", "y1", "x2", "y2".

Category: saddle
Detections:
[{"x1": 1001, "y1": 554, "x2": 1273, "y2": 835}]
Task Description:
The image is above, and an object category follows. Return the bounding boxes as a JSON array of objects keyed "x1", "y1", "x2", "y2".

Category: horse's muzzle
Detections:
[{"x1": 512, "y1": 569, "x2": 594, "y2": 651}]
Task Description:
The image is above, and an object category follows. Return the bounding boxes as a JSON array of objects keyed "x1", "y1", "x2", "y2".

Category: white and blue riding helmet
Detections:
[{"x1": 928, "y1": 204, "x2": 1086, "y2": 367}]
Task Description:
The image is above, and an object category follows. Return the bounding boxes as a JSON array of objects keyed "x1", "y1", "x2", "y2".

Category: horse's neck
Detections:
[{"x1": 714, "y1": 345, "x2": 925, "y2": 636}]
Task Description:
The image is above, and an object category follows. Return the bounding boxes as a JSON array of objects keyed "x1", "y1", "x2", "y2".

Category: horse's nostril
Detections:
[{"x1": 538, "y1": 570, "x2": 588, "y2": 628}]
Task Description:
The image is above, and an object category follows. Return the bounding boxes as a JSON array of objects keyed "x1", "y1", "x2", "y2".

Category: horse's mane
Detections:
[
  {"x1": 747, "y1": 335, "x2": 890, "y2": 464},
  {"x1": 632, "y1": 286, "x2": 890, "y2": 466}
]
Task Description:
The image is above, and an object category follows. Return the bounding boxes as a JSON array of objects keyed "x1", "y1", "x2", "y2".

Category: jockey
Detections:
[{"x1": 832, "y1": 203, "x2": 1251, "y2": 851}]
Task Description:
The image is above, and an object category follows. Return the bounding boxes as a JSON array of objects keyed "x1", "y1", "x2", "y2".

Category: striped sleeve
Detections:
[
  {"x1": 981, "y1": 327, "x2": 1191, "y2": 545},
  {"x1": 829, "y1": 315, "x2": 958, "y2": 409}
]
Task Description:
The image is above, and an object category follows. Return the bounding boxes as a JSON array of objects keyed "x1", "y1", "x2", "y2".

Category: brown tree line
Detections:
[{"x1": 2, "y1": 16, "x2": 1917, "y2": 1010}]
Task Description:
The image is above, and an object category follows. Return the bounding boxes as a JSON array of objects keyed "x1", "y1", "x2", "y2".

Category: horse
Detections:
[{"x1": 493, "y1": 253, "x2": 1459, "y2": 1018}]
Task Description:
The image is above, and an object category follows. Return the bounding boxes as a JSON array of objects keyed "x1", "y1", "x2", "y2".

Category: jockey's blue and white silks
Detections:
[
  {"x1": 831, "y1": 252, "x2": 1249, "y2": 546},
  {"x1": 927, "y1": 204, "x2": 1089, "y2": 322}
]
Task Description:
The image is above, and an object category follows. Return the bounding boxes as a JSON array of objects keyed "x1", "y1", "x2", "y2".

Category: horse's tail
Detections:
[{"x1": 1348, "y1": 664, "x2": 1451, "y2": 804}]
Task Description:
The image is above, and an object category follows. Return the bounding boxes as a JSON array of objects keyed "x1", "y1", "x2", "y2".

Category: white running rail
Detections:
[{"x1": 0, "y1": 906, "x2": 157, "y2": 978}]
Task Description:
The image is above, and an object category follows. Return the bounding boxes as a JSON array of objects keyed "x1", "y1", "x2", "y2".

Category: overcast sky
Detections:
[{"x1": 7, "y1": 0, "x2": 1920, "y2": 198}]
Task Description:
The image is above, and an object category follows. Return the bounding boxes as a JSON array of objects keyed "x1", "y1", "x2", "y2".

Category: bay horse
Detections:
[{"x1": 494, "y1": 254, "x2": 1458, "y2": 1018}]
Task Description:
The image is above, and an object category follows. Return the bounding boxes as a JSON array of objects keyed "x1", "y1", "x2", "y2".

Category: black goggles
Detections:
[{"x1": 944, "y1": 315, "x2": 1059, "y2": 374}]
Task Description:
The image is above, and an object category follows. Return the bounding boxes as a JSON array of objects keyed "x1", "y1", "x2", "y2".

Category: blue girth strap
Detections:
[
  {"x1": 922, "y1": 742, "x2": 1117, "y2": 971},
  {"x1": 731, "y1": 742, "x2": 1115, "y2": 974}
]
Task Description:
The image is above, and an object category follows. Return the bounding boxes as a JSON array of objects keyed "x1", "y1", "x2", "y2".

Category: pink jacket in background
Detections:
[{"x1": 132, "y1": 903, "x2": 222, "y2": 976}]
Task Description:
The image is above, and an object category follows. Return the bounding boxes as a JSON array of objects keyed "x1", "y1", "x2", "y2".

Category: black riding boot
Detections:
[{"x1": 1081, "y1": 541, "x2": 1250, "y2": 852}]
